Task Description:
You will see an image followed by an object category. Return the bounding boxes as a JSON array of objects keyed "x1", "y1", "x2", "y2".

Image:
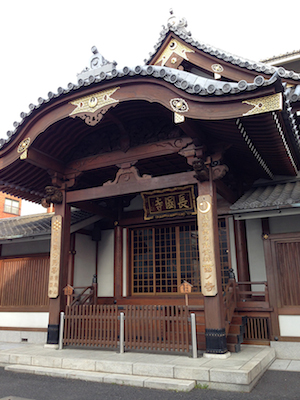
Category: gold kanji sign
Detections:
[
  {"x1": 48, "y1": 215, "x2": 62, "y2": 298},
  {"x1": 141, "y1": 185, "x2": 196, "y2": 220},
  {"x1": 197, "y1": 195, "x2": 218, "y2": 296}
]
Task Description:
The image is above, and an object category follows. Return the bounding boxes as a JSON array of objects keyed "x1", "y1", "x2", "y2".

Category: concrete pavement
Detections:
[{"x1": 0, "y1": 342, "x2": 276, "y2": 392}]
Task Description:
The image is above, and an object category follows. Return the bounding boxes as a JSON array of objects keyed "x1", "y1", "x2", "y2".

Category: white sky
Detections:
[{"x1": 1, "y1": 0, "x2": 300, "y2": 214}]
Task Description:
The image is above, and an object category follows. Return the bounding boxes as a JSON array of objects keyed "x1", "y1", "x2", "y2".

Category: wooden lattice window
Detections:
[
  {"x1": 131, "y1": 219, "x2": 230, "y2": 295},
  {"x1": 131, "y1": 223, "x2": 200, "y2": 295},
  {"x1": 218, "y1": 218, "x2": 230, "y2": 289}
]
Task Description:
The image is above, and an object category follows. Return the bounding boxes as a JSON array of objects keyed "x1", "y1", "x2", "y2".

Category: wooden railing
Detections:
[
  {"x1": 64, "y1": 280, "x2": 98, "y2": 306},
  {"x1": 223, "y1": 271, "x2": 271, "y2": 342},
  {"x1": 223, "y1": 278, "x2": 237, "y2": 335},
  {"x1": 63, "y1": 304, "x2": 190, "y2": 353},
  {"x1": 236, "y1": 281, "x2": 270, "y2": 310}
]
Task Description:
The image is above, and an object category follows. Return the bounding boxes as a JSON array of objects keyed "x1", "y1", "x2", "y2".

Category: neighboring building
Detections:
[
  {"x1": 0, "y1": 12, "x2": 300, "y2": 357},
  {"x1": 0, "y1": 192, "x2": 22, "y2": 218},
  {"x1": 261, "y1": 50, "x2": 300, "y2": 73}
]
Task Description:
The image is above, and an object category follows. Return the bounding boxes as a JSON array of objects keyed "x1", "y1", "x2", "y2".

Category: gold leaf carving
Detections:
[
  {"x1": 17, "y1": 138, "x2": 30, "y2": 154},
  {"x1": 243, "y1": 93, "x2": 282, "y2": 116},
  {"x1": 155, "y1": 39, "x2": 194, "y2": 66},
  {"x1": 69, "y1": 87, "x2": 120, "y2": 116}
]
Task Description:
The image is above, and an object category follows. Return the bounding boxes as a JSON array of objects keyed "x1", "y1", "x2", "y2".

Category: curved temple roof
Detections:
[
  {"x1": 0, "y1": 66, "x2": 281, "y2": 151},
  {"x1": 0, "y1": 11, "x2": 300, "y2": 208},
  {"x1": 1, "y1": 11, "x2": 299, "y2": 151}
]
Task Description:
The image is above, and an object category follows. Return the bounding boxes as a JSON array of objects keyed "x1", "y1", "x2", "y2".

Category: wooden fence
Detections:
[
  {"x1": 63, "y1": 305, "x2": 119, "y2": 348},
  {"x1": 122, "y1": 305, "x2": 190, "y2": 353},
  {"x1": 63, "y1": 305, "x2": 190, "y2": 353}
]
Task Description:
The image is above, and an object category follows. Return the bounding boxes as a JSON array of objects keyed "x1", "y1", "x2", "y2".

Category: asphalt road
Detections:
[{"x1": 0, "y1": 368, "x2": 300, "y2": 400}]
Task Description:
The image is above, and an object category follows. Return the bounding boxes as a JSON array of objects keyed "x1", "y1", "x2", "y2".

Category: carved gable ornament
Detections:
[
  {"x1": 155, "y1": 38, "x2": 194, "y2": 67},
  {"x1": 69, "y1": 87, "x2": 120, "y2": 126}
]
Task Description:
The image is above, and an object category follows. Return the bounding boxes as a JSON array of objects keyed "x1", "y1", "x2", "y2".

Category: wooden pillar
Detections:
[
  {"x1": 114, "y1": 224, "x2": 123, "y2": 300},
  {"x1": 67, "y1": 233, "x2": 76, "y2": 286},
  {"x1": 234, "y1": 219, "x2": 251, "y2": 282},
  {"x1": 197, "y1": 180, "x2": 227, "y2": 354},
  {"x1": 47, "y1": 190, "x2": 71, "y2": 344}
]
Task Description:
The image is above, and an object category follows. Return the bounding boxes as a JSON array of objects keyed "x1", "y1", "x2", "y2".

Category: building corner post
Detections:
[
  {"x1": 197, "y1": 180, "x2": 227, "y2": 354},
  {"x1": 47, "y1": 189, "x2": 71, "y2": 344}
]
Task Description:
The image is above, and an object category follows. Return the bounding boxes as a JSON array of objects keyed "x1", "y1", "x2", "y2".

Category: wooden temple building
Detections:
[{"x1": 1, "y1": 12, "x2": 300, "y2": 354}]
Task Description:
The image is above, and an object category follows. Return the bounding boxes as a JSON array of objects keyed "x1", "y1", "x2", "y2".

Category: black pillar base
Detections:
[
  {"x1": 47, "y1": 324, "x2": 59, "y2": 344},
  {"x1": 205, "y1": 328, "x2": 227, "y2": 354}
]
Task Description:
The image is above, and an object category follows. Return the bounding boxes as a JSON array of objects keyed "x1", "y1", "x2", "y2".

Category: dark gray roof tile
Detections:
[
  {"x1": 0, "y1": 209, "x2": 94, "y2": 240},
  {"x1": 231, "y1": 181, "x2": 300, "y2": 211}
]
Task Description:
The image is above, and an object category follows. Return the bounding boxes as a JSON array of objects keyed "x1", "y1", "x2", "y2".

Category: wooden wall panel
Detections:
[
  {"x1": 0, "y1": 256, "x2": 49, "y2": 307},
  {"x1": 276, "y1": 242, "x2": 300, "y2": 307}
]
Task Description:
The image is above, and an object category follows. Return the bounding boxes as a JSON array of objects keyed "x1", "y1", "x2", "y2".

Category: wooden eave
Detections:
[
  {"x1": 0, "y1": 76, "x2": 297, "y2": 204},
  {"x1": 0, "y1": 76, "x2": 281, "y2": 167}
]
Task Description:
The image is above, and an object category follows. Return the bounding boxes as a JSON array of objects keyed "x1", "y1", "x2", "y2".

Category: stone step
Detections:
[{"x1": 5, "y1": 364, "x2": 196, "y2": 392}]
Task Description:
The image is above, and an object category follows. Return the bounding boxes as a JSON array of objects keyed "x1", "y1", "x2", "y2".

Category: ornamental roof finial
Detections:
[
  {"x1": 167, "y1": 8, "x2": 191, "y2": 36},
  {"x1": 77, "y1": 46, "x2": 117, "y2": 82}
]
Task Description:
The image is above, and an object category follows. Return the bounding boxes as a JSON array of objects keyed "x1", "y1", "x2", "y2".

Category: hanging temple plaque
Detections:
[{"x1": 141, "y1": 185, "x2": 196, "y2": 220}]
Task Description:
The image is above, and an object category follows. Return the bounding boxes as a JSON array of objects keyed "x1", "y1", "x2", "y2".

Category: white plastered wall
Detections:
[
  {"x1": 228, "y1": 217, "x2": 237, "y2": 278},
  {"x1": 269, "y1": 214, "x2": 300, "y2": 234},
  {"x1": 1, "y1": 239, "x2": 50, "y2": 256},
  {"x1": 279, "y1": 316, "x2": 300, "y2": 337},
  {"x1": 0, "y1": 312, "x2": 49, "y2": 328},
  {"x1": 73, "y1": 233, "x2": 96, "y2": 287},
  {"x1": 0, "y1": 312, "x2": 49, "y2": 343},
  {"x1": 97, "y1": 229, "x2": 114, "y2": 297},
  {"x1": 245, "y1": 219, "x2": 267, "y2": 285}
]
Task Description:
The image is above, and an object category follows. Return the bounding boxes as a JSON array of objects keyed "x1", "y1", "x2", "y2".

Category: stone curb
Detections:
[{"x1": 4, "y1": 364, "x2": 195, "y2": 392}]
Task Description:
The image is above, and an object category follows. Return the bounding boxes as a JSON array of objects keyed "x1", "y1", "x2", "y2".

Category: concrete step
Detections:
[{"x1": 4, "y1": 364, "x2": 196, "y2": 392}]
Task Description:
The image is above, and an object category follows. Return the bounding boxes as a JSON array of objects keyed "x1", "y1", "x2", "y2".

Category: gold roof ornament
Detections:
[
  {"x1": 69, "y1": 87, "x2": 120, "y2": 116},
  {"x1": 242, "y1": 93, "x2": 282, "y2": 116},
  {"x1": 155, "y1": 38, "x2": 194, "y2": 67}
]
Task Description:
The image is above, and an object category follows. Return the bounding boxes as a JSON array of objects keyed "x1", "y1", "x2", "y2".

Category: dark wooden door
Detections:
[
  {"x1": 275, "y1": 240, "x2": 300, "y2": 308},
  {"x1": 264, "y1": 233, "x2": 300, "y2": 338}
]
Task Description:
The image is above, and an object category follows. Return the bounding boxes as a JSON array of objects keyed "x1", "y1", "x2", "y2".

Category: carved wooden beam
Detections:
[
  {"x1": 65, "y1": 137, "x2": 193, "y2": 174},
  {"x1": 67, "y1": 171, "x2": 198, "y2": 204},
  {"x1": 20, "y1": 148, "x2": 65, "y2": 175},
  {"x1": 215, "y1": 180, "x2": 238, "y2": 205}
]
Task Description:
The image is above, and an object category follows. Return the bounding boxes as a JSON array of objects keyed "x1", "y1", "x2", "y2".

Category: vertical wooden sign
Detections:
[
  {"x1": 197, "y1": 195, "x2": 218, "y2": 296},
  {"x1": 48, "y1": 215, "x2": 62, "y2": 298}
]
